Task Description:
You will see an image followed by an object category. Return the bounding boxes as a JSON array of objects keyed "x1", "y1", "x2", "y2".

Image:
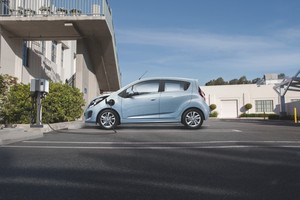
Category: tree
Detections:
[
  {"x1": 205, "y1": 77, "x2": 228, "y2": 86},
  {"x1": 251, "y1": 78, "x2": 262, "y2": 84},
  {"x1": 215, "y1": 77, "x2": 228, "y2": 85},
  {"x1": 229, "y1": 79, "x2": 239, "y2": 85},
  {"x1": 278, "y1": 73, "x2": 285, "y2": 79},
  {"x1": 237, "y1": 76, "x2": 251, "y2": 84},
  {"x1": 206, "y1": 75, "x2": 252, "y2": 85}
]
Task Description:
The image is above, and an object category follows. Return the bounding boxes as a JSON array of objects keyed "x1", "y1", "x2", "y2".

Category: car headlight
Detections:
[{"x1": 88, "y1": 97, "x2": 106, "y2": 108}]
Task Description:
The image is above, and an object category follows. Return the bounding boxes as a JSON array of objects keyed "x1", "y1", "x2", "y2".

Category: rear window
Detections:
[{"x1": 164, "y1": 81, "x2": 190, "y2": 92}]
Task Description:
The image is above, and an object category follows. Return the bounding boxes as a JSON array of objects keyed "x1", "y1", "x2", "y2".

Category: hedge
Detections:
[
  {"x1": 240, "y1": 113, "x2": 299, "y2": 120},
  {"x1": 0, "y1": 77, "x2": 85, "y2": 124}
]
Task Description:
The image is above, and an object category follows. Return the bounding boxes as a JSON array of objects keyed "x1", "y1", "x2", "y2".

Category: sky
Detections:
[{"x1": 108, "y1": 0, "x2": 300, "y2": 86}]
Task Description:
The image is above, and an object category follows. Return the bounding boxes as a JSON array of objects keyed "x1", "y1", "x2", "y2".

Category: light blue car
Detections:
[{"x1": 84, "y1": 77, "x2": 210, "y2": 129}]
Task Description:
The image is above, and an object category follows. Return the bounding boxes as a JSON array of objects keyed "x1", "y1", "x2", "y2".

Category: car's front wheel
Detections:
[
  {"x1": 182, "y1": 109, "x2": 204, "y2": 129},
  {"x1": 98, "y1": 109, "x2": 119, "y2": 130}
]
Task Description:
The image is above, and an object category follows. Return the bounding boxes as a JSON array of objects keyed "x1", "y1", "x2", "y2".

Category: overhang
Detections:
[
  {"x1": 0, "y1": 15, "x2": 120, "y2": 91},
  {"x1": 274, "y1": 70, "x2": 300, "y2": 95}
]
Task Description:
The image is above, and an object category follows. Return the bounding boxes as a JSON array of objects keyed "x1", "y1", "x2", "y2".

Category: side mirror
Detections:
[
  {"x1": 127, "y1": 90, "x2": 134, "y2": 97},
  {"x1": 126, "y1": 91, "x2": 139, "y2": 98}
]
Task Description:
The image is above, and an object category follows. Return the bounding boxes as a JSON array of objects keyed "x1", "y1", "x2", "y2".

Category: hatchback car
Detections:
[{"x1": 84, "y1": 77, "x2": 210, "y2": 129}]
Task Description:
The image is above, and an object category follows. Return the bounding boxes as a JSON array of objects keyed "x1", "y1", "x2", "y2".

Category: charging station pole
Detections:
[
  {"x1": 30, "y1": 79, "x2": 49, "y2": 128},
  {"x1": 35, "y1": 92, "x2": 43, "y2": 127}
]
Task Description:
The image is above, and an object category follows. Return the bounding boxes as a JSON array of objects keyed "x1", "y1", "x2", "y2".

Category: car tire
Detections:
[
  {"x1": 182, "y1": 108, "x2": 203, "y2": 129},
  {"x1": 98, "y1": 109, "x2": 119, "y2": 130}
]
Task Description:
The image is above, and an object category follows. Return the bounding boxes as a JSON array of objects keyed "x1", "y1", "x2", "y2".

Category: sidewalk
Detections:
[{"x1": 0, "y1": 121, "x2": 85, "y2": 145}]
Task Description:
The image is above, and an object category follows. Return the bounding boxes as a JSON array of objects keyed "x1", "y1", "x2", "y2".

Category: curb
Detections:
[
  {"x1": 0, "y1": 128, "x2": 43, "y2": 145},
  {"x1": 0, "y1": 121, "x2": 85, "y2": 145}
]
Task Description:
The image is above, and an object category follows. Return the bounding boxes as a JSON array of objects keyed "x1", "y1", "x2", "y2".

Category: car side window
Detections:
[
  {"x1": 164, "y1": 81, "x2": 190, "y2": 92},
  {"x1": 125, "y1": 80, "x2": 160, "y2": 96}
]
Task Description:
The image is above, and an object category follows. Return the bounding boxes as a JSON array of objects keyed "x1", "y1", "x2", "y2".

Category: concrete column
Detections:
[
  {"x1": 76, "y1": 39, "x2": 100, "y2": 104},
  {"x1": 280, "y1": 86, "x2": 287, "y2": 116},
  {"x1": 0, "y1": 26, "x2": 23, "y2": 81}
]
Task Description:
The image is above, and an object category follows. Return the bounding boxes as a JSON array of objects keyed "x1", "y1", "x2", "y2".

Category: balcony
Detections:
[
  {"x1": 0, "y1": 0, "x2": 115, "y2": 38},
  {"x1": 0, "y1": 0, "x2": 121, "y2": 101},
  {"x1": 1, "y1": 0, "x2": 105, "y2": 16}
]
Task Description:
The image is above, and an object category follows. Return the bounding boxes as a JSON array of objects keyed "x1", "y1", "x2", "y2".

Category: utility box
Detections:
[{"x1": 30, "y1": 79, "x2": 49, "y2": 94}]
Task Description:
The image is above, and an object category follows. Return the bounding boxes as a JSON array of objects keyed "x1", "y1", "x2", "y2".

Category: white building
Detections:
[
  {"x1": 202, "y1": 73, "x2": 300, "y2": 118},
  {"x1": 0, "y1": 0, "x2": 121, "y2": 104}
]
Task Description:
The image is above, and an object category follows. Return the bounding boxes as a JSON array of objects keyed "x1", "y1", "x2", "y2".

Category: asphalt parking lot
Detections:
[
  {"x1": 1, "y1": 119, "x2": 300, "y2": 200},
  {"x1": 24, "y1": 118, "x2": 300, "y2": 148}
]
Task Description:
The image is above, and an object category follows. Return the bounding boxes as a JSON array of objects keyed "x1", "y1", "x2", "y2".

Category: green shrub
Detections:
[
  {"x1": 0, "y1": 83, "x2": 32, "y2": 124},
  {"x1": 268, "y1": 114, "x2": 299, "y2": 120},
  {"x1": 0, "y1": 74, "x2": 19, "y2": 124},
  {"x1": 210, "y1": 111, "x2": 218, "y2": 117},
  {"x1": 0, "y1": 78, "x2": 85, "y2": 124},
  {"x1": 239, "y1": 113, "x2": 271, "y2": 118},
  {"x1": 209, "y1": 104, "x2": 217, "y2": 111},
  {"x1": 43, "y1": 83, "x2": 85, "y2": 123},
  {"x1": 268, "y1": 114, "x2": 280, "y2": 120},
  {"x1": 240, "y1": 113, "x2": 299, "y2": 120},
  {"x1": 244, "y1": 103, "x2": 252, "y2": 111}
]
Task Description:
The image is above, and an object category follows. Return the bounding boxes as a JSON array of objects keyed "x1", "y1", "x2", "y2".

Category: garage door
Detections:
[{"x1": 220, "y1": 100, "x2": 238, "y2": 118}]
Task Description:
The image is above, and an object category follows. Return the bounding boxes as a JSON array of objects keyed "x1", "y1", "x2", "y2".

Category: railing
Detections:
[
  {"x1": 0, "y1": 0, "x2": 115, "y2": 40},
  {"x1": 0, "y1": 0, "x2": 112, "y2": 17},
  {"x1": 0, "y1": 0, "x2": 115, "y2": 41}
]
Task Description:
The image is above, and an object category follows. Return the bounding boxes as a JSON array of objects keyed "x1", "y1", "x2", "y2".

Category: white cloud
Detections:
[
  {"x1": 117, "y1": 28, "x2": 300, "y2": 84},
  {"x1": 275, "y1": 27, "x2": 300, "y2": 41},
  {"x1": 118, "y1": 29, "x2": 285, "y2": 53}
]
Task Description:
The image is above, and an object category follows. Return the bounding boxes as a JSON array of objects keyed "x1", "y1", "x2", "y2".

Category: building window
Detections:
[
  {"x1": 255, "y1": 100, "x2": 273, "y2": 112},
  {"x1": 0, "y1": 0, "x2": 9, "y2": 15},
  {"x1": 22, "y1": 41, "x2": 29, "y2": 67},
  {"x1": 51, "y1": 41, "x2": 57, "y2": 63}
]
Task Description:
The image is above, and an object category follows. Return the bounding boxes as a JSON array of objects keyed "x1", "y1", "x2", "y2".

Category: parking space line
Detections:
[
  {"x1": 2, "y1": 144, "x2": 300, "y2": 149},
  {"x1": 21, "y1": 140, "x2": 300, "y2": 145},
  {"x1": 1, "y1": 140, "x2": 300, "y2": 150},
  {"x1": 233, "y1": 129, "x2": 242, "y2": 132}
]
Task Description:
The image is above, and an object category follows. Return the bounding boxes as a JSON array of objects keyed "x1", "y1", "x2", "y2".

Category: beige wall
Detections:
[
  {"x1": 202, "y1": 84, "x2": 300, "y2": 118},
  {"x1": 76, "y1": 39, "x2": 101, "y2": 105},
  {"x1": 0, "y1": 31, "x2": 109, "y2": 106},
  {"x1": 0, "y1": 26, "x2": 23, "y2": 82}
]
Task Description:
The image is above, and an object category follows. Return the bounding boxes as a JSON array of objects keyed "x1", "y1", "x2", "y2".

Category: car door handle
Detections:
[{"x1": 150, "y1": 99, "x2": 156, "y2": 101}]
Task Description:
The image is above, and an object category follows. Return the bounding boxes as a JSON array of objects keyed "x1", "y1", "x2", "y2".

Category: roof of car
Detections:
[
  {"x1": 138, "y1": 77, "x2": 198, "y2": 82},
  {"x1": 116, "y1": 77, "x2": 198, "y2": 93}
]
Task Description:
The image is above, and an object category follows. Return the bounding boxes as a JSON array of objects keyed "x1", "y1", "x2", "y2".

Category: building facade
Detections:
[
  {"x1": 0, "y1": 0, "x2": 121, "y2": 104},
  {"x1": 202, "y1": 74, "x2": 300, "y2": 118}
]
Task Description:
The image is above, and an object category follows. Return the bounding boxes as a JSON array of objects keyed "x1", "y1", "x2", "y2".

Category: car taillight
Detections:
[{"x1": 198, "y1": 87, "x2": 206, "y2": 101}]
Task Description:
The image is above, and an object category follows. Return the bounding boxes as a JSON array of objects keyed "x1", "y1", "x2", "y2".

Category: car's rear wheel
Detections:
[
  {"x1": 98, "y1": 109, "x2": 119, "y2": 130},
  {"x1": 182, "y1": 108, "x2": 203, "y2": 129}
]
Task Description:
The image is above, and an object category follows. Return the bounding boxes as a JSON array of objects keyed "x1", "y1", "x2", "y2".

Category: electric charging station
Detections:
[{"x1": 30, "y1": 79, "x2": 49, "y2": 128}]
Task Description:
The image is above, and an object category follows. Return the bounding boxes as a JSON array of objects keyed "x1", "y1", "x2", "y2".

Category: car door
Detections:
[
  {"x1": 121, "y1": 80, "x2": 161, "y2": 120},
  {"x1": 159, "y1": 80, "x2": 192, "y2": 119}
]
